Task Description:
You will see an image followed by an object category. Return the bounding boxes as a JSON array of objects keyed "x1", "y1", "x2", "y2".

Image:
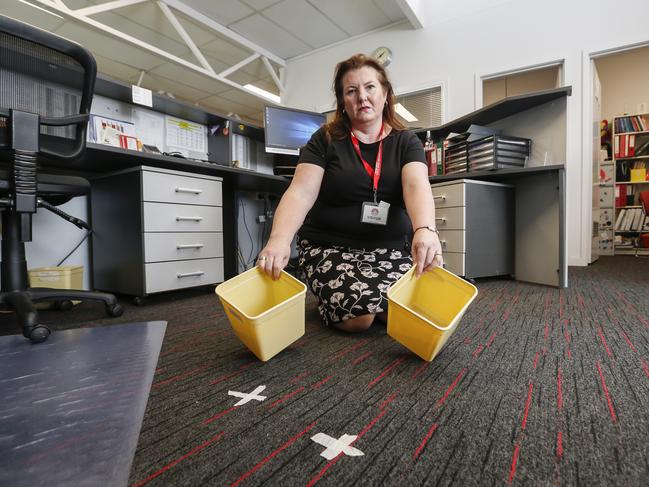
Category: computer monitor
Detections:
[{"x1": 264, "y1": 106, "x2": 325, "y2": 156}]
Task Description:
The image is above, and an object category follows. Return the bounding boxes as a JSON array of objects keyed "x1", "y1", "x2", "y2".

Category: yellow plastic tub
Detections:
[
  {"x1": 387, "y1": 266, "x2": 477, "y2": 361},
  {"x1": 215, "y1": 267, "x2": 307, "y2": 361},
  {"x1": 28, "y1": 265, "x2": 84, "y2": 308}
]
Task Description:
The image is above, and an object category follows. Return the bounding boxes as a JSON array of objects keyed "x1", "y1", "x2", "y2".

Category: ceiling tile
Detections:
[
  {"x1": 54, "y1": 22, "x2": 164, "y2": 71},
  {"x1": 229, "y1": 14, "x2": 310, "y2": 58},
  {"x1": 1, "y1": 1, "x2": 67, "y2": 32},
  {"x1": 148, "y1": 62, "x2": 231, "y2": 94},
  {"x1": 93, "y1": 10, "x2": 190, "y2": 59},
  {"x1": 263, "y1": 0, "x2": 347, "y2": 49},
  {"x1": 201, "y1": 93, "x2": 262, "y2": 117},
  {"x1": 93, "y1": 54, "x2": 142, "y2": 83},
  {"x1": 181, "y1": 0, "x2": 254, "y2": 26},
  {"x1": 212, "y1": 88, "x2": 265, "y2": 111},
  {"x1": 141, "y1": 72, "x2": 213, "y2": 102},
  {"x1": 200, "y1": 37, "x2": 254, "y2": 67},
  {"x1": 226, "y1": 69, "x2": 256, "y2": 86},
  {"x1": 63, "y1": 0, "x2": 93, "y2": 9},
  {"x1": 373, "y1": 0, "x2": 408, "y2": 22},
  {"x1": 308, "y1": 0, "x2": 391, "y2": 36},
  {"x1": 241, "y1": 0, "x2": 284, "y2": 10}
]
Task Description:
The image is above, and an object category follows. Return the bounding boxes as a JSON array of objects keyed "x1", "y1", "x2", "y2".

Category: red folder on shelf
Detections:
[{"x1": 615, "y1": 184, "x2": 627, "y2": 208}]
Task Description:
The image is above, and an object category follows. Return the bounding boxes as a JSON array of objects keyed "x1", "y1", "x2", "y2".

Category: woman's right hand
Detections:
[{"x1": 257, "y1": 236, "x2": 292, "y2": 280}]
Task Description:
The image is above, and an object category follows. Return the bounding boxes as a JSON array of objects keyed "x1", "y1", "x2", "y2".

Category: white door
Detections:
[{"x1": 590, "y1": 63, "x2": 602, "y2": 263}]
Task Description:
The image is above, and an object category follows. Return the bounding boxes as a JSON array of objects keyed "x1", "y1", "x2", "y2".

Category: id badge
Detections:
[{"x1": 361, "y1": 200, "x2": 390, "y2": 225}]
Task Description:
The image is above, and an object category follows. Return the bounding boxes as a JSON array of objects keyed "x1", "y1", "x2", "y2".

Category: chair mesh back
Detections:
[{"x1": 0, "y1": 30, "x2": 84, "y2": 141}]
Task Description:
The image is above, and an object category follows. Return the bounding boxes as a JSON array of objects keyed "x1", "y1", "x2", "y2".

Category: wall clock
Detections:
[{"x1": 371, "y1": 46, "x2": 392, "y2": 67}]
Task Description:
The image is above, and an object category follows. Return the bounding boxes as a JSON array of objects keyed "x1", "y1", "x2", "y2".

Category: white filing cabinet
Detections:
[
  {"x1": 91, "y1": 166, "x2": 224, "y2": 298},
  {"x1": 431, "y1": 179, "x2": 514, "y2": 279}
]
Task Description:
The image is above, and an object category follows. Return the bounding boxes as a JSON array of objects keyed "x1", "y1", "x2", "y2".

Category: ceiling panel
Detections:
[
  {"x1": 148, "y1": 61, "x2": 232, "y2": 95},
  {"x1": 93, "y1": 10, "x2": 191, "y2": 59},
  {"x1": 181, "y1": 0, "x2": 254, "y2": 26},
  {"x1": 308, "y1": 0, "x2": 392, "y2": 36},
  {"x1": 54, "y1": 22, "x2": 164, "y2": 71},
  {"x1": 64, "y1": 0, "x2": 93, "y2": 9},
  {"x1": 199, "y1": 36, "x2": 254, "y2": 67},
  {"x1": 142, "y1": 72, "x2": 214, "y2": 102},
  {"x1": 212, "y1": 87, "x2": 265, "y2": 111},
  {"x1": 93, "y1": 54, "x2": 143, "y2": 83},
  {"x1": 373, "y1": 0, "x2": 408, "y2": 22},
  {"x1": 240, "y1": 0, "x2": 283, "y2": 10},
  {"x1": 95, "y1": 2, "x2": 216, "y2": 47},
  {"x1": 201, "y1": 92, "x2": 262, "y2": 117},
  {"x1": 263, "y1": 0, "x2": 347, "y2": 49},
  {"x1": 1, "y1": 2, "x2": 67, "y2": 33},
  {"x1": 229, "y1": 14, "x2": 310, "y2": 58}
]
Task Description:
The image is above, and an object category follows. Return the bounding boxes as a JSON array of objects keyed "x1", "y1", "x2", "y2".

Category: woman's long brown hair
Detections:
[{"x1": 326, "y1": 53, "x2": 406, "y2": 140}]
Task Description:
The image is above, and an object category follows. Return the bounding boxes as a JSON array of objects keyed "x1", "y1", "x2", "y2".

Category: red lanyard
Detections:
[{"x1": 350, "y1": 121, "x2": 384, "y2": 203}]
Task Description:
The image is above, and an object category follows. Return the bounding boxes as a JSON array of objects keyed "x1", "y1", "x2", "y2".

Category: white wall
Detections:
[{"x1": 283, "y1": 0, "x2": 649, "y2": 267}]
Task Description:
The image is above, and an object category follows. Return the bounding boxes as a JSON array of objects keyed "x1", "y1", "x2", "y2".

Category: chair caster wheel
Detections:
[
  {"x1": 107, "y1": 303, "x2": 124, "y2": 317},
  {"x1": 57, "y1": 300, "x2": 74, "y2": 311},
  {"x1": 132, "y1": 297, "x2": 144, "y2": 306},
  {"x1": 29, "y1": 325, "x2": 50, "y2": 343}
]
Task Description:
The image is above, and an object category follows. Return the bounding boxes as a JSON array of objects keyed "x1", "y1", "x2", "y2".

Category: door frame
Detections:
[{"x1": 582, "y1": 39, "x2": 649, "y2": 263}]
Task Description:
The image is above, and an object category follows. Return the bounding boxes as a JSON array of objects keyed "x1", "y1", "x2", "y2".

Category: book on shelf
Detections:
[
  {"x1": 616, "y1": 207, "x2": 646, "y2": 232},
  {"x1": 615, "y1": 114, "x2": 649, "y2": 133}
]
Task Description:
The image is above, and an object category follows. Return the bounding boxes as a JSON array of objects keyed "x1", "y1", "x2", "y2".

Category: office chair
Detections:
[{"x1": 0, "y1": 15, "x2": 123, "y2": 343}]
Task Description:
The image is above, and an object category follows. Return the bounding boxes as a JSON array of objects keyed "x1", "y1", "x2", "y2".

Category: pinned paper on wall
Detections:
[
  {"x1": 165, "y1": 115, "x2": 206, "y2": 153},
  {"x1": 132, "y1": 85, "x2": 153, "y2": 107},
  {"x1": 132, "y1": 108, "x2": 165, "y2": 152}
]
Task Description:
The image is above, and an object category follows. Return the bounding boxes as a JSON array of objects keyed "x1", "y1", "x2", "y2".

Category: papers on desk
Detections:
[{"x1": 88, "y1": 115, "x2": 140, "y2": 151}]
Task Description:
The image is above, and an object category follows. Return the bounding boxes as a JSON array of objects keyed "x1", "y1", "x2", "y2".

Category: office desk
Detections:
[
  {"x1": 430, "y1": 165, "x2": 566, "y2": 288},
  {"x1": 58, "y1": 143, "x2": 290, "y2": 285}
]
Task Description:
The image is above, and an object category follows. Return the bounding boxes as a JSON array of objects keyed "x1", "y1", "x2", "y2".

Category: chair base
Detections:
[{"x1": 0, "y1": 288, "x2": 124, "y2": 343}]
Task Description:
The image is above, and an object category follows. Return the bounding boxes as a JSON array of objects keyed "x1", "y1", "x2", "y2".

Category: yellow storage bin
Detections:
[
  {"x1": 215, "y1": 267, "x2": 307, "y2": 361},
  {"x1": 387, "y1": 266, "x2": 477, "y2": 361},
  {"x1": 28, "y1": 266, "x2": 84, "y2": 308}
]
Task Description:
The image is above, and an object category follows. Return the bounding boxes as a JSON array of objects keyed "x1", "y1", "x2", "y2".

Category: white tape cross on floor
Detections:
[
  {"x1": 228, "y1": 385, "x2": 267, "y2": 406},
  {"x1": 311, "y1": 433, "x2": 364, "y2": 460}
]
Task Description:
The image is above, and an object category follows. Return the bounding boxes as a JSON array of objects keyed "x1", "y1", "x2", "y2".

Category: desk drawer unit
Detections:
[
  {"x1": 431, "y1": 179, "x2": 514, "y2": 279},
  {"x1": 91, "y1": 166, "x2": 224, "y2": 298},
  {"x1": 144, "y1": 233, "x2": 224, "y2": 262}
]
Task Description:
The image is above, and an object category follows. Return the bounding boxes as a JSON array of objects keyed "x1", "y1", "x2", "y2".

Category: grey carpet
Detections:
[{"x1": 2, "y1": 256, "x2": 649, "y2": 486}]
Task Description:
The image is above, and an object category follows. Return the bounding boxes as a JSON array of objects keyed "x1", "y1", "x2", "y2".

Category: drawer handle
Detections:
[
  {"x1": 175, "y1": 187, "x2": 203, "y2": 194},
  {"x1": 176, "y1": 244, "x2": 204, "y2": 249},
  {"x1": 435, "y1": 217, "x2": 447, "y2": 223},
  {"x1": 433, "y1": 195, "x2": 446, "y2": 201},
  {"x1": 440, "y1": 240, "x2": 447, "y2": 247},
  {"x1": 177, "y1": 271, "x2": 205, "y2": 278},
  {"x1": 176, "y1": 216, "x2": 203, "y2": 222}
]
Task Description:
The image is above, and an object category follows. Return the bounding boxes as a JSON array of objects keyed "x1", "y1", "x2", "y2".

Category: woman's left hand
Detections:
[{"x1": 411, "y1": 228, "x2": 443, "y2": 277}]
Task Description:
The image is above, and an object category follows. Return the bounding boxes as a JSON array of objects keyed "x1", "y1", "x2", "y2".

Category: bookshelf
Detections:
[{"x1": 612, "y1": 113, "x2": 649, "y2": 255}]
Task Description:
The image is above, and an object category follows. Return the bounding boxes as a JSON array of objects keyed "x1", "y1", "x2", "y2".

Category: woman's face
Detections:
[{"x1": 341, "y1": 66, "x2": 387, "y2": 128}]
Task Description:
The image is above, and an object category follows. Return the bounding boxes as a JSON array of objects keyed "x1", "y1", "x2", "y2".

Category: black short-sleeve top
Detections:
[{"x1": 297, "y1": 126, "x2": 426, "y2": 249}]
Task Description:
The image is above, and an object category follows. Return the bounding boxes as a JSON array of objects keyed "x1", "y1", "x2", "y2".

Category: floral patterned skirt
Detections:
[{"x1": 297, "y1": 239, "x2": 413, "y2": 326}]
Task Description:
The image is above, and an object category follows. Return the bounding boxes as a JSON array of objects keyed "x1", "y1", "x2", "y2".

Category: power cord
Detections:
[{"x1": 38, "y1": 198, "x2": 92, "y2": 265}]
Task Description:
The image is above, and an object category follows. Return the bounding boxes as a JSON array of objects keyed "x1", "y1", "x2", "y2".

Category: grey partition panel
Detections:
[
  {"x1": 514, "y1": 172, "x2": 561, "y2": 287},
  {"x1": 0, "y1": 321, "x2": 166, "y2": 487}
]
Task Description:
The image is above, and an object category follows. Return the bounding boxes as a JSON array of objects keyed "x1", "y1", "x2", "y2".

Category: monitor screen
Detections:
[{"x1": 264, "y1": 106, "x2": 325, "y2": 155}]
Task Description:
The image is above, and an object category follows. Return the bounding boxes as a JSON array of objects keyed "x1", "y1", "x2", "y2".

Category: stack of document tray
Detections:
[
  {"x1": 444, "y1": 136, "x2": 469, "y2": 175},
  {"x1": 467, "y1": 135, "x2": 531, "y2": 171}
]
